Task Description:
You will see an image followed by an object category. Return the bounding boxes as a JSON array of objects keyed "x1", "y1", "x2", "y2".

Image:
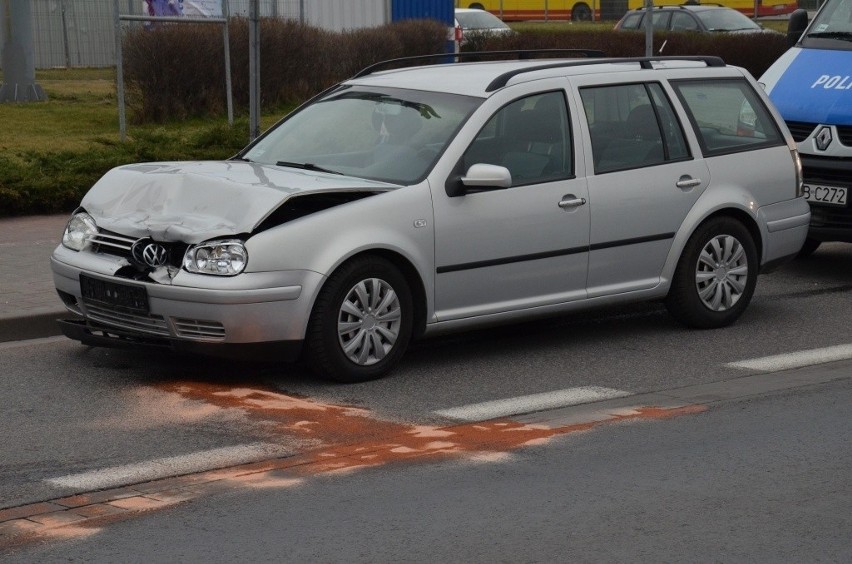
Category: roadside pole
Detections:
[
  {"x1": 644, "y1": 0, "x2": 653, "y2": 57},
  {"x1": 0, "y1": 0, "x2": 48, "y2": 103},
  {"x1": 248, "y1": 0, "x2": 260, "y2": 141}
]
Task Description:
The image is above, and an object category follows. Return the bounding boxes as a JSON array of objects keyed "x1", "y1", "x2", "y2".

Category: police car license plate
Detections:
[{"x1": 803, "y1": 184, "x2": 848, "y2": 207}]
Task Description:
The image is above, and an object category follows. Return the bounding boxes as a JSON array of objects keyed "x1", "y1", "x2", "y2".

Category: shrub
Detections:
[
  {"x1": 123, "y1": 18, "x2": 449, "y2": 123},
  {"x1": 0, "y1": 121, "x2": 251, "y2": 217}
]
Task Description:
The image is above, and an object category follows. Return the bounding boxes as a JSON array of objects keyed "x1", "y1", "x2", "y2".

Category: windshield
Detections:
[
  {"x1": 243, "y1": 86, "x2": 482, "y2": 185},
  {"x1": 808, "y1": 0, "x2": 852, "y2": 38},
  {"x1": 456, "y1": 10, "x2": 510, "y2": 30},
  {"x1": 696, "y1": 9, "x2": 761, "y2": 31}
]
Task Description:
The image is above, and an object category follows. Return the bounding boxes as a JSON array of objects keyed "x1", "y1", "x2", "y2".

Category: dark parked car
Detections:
[{"x1": 614, "y1": 5, "x2": 780, "y2": 34}]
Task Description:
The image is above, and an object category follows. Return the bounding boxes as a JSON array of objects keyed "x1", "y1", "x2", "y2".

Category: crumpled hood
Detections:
[{"x1": 81, "y1": 161, "x2": 397, "y2": 243}]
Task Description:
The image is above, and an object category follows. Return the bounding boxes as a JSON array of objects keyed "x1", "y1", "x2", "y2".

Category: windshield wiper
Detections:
[
  {"x1": 807, "y1": 31, "x2": 852, "y2": 41},
  {"x1": 275, "y1": 161, "x2": 343, "y2": 175}
]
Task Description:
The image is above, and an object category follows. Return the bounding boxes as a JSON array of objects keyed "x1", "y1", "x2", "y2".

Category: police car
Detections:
[{"x1": 760, "y1": 0, "x2": 852, "y2": 256}]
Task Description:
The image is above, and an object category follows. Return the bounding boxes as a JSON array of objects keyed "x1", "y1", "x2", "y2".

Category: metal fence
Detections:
[{"x1": 28, "y1": 0, "x2": 389, "y2": 69}]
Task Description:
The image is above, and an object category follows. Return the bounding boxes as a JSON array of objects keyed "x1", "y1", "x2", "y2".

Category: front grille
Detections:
[
  {"x1": 785, "y1": 121, "x2": 816, "y2": 143},
  {"x1": 810, "y1": 206, "x2": 852, "y2": 229},
  {"x1": 173, "y1": 318, "x2": 226, "y2": 340},
  {"x1": 90, "y1": 230, "x2": 135, "y2": 259},
  {"x1": 839, "y1": 126, "x2": 852, "y2": 147},
  {"x1": 82, "y1": 301, "x2": 171, "y2": 337},
  {"x1": 785, "y1": 122, "x2": 852, "y2": 147},
  {"x1": 88, "y1": 229, "x2": 187, "y2": 270},
  {"x1": 802, "y1": 156, "x2": 852, "y2": 187}
]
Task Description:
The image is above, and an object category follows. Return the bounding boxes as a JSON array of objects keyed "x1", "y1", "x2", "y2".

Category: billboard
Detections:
[{"x1": 143, "y1": 0, "x2": 224, "y2": 18}]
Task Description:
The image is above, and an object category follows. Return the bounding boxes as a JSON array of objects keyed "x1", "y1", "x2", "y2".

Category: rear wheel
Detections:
[
  {"x1": 571, "y1": 3, "x2": 592, "y2": 21},
  {"x1": 666, "y1": 217, "x2": 758, "y2": 329},
  {"x1": 306, "y1": 257, "x2": 412, "y2": 383}
]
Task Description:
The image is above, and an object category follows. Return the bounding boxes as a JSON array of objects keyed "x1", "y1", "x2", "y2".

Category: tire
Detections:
[
  {"x1": 306, "y1": 256, "x2": 413, "y2": 383},
  {"x1": 571, "y1": 3, "x2": 592, "y2": 22},
  {"x1": 665, "y1": 217, "x2": 758, "y2": 329},
  {"x1": 796, "y1": 237, "x2": 821, "y2": 258},
  {"x1": 469, "y1": 3, "x2": 485, "y2": 9}
]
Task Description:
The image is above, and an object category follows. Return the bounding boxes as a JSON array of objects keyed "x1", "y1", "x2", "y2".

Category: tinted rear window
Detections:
[{"x1": 672, "y1": 79, "x2": 784, "y2": 157}]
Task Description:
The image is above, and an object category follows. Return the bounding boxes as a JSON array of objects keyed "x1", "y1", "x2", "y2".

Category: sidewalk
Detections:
[{"x1": 0, "y1": 214, "x2": 70, "y2": 342}]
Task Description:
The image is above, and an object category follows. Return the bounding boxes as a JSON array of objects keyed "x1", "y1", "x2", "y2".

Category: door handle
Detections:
[
  {"x1": 558, "y1": 195, "x2": 587, "y2": 209},
  {"x1": 676, "y1": 176, "x2": 702, "y2": 189}
]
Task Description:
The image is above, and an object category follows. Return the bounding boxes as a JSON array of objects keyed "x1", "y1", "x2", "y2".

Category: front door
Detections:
[{"x1": 432, "y1": 89, "x2": 590, "y2": 321}]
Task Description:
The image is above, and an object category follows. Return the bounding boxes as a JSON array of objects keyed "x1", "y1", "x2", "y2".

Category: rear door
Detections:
[{"x1": 575, "y1": 79, "x2": 710, "y2": 297}]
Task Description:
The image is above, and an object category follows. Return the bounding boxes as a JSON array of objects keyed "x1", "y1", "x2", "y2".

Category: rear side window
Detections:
[
  {"x1": 672, "y1": 79, "x2": 784, "y2": 157},
  {"x1": 580, "y1": 82, "x2": 690, "y2": 174}
]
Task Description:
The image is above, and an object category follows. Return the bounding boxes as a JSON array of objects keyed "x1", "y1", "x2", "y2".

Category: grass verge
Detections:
[{"x1": 1, "y1": 68, "x2": 291, "y2": 217}]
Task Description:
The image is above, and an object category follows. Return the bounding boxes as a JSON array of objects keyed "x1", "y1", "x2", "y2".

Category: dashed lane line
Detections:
[
  {"x1": 725, "y1": 344, "x2": 852, "y2": 372},
  {"x1": 433, "y1": 386, "x2": 633, "y2": 421}
]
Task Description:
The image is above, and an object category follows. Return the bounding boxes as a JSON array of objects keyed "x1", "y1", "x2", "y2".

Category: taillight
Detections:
[
  {"x1": 792, "y1": 148, "x2": 803, "y2": 197},
  {"x1": 455, "y1": 25, "x2": 463, "y2": 43}
]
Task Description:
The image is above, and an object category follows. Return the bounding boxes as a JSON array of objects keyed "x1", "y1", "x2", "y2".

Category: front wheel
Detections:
[
  {"x1": 306, "y1": 257, "x2": 413, "y2": 383},
  {"x1": 665, "y1": 217, "x2": 758, "y2": 329}
]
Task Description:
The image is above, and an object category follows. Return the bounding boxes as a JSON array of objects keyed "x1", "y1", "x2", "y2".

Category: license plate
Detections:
[
  {"x1": 80, "y1": 274, "x2": 149, "y2": 313},
  {"x1": 803, "y1": 184, "x2": 848, "y2": 207}
]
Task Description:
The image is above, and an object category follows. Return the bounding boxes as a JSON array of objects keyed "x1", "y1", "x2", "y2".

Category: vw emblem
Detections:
[
  {"x1": 131, "y1": 239, "x2": 168, "y2": 267},
  {"x1": 815, "y1": 126, "x2": 833, "y2": 152}
]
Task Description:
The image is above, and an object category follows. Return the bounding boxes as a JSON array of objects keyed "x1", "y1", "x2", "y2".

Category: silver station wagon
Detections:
[{"x1": 52, "y1": 53, "x2": 811, "y2": 382}]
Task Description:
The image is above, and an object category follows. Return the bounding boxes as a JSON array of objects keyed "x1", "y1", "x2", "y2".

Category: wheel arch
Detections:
[
  {"x1": 323, "y1": 249, "x2": 429, "y2": 340},
  {"x1": 699, "y1": 207, "x2": 764, "y2": 265},
  {"x1": 663, "y1": 203, "x2": 764, "y2": 290}
]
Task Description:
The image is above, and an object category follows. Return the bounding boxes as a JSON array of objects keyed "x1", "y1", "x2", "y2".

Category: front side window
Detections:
[
  {"x1": 619, "y1": 13, "x2": 643, "y2": 30},
  {"x1": 580, "y1": 82, "x2": 690, "y2": 174},
  {"x1": 243, "y1": 86, "x2": 482, "y2": 185},
  {"x1": 672, "y1": 79, "x2": 784, "y2": 156},
  {"x1": 461, "y1": 91, "x2": 573, "y2": 186}
]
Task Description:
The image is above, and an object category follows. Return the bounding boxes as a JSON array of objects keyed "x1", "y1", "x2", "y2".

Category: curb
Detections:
[{"x1": 0, "y1": 311, "x2": 66, "y2": 343}]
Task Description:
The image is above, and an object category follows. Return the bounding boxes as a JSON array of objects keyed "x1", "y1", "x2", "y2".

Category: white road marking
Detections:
[
  {"x1": 434, "y1": 386, "x2": 633, "y2": 421},
  {"x1": 46, "y1": 443, "x2": 292, "y2": 491},
  {"x1": 726, "y1": 344, "x2": 852, "y2": 372}
]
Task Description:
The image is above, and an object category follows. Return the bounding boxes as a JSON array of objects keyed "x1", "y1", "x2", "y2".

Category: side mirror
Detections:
[
  {"x1": 787, "y1": 9, "x2": 808, "y2": 48},
  {"x1": 461, "y1": 164, "x2": 512, "y2": 189},
  {"x1": 445, "y1": 163, "x2": 513, "y2": 197}
]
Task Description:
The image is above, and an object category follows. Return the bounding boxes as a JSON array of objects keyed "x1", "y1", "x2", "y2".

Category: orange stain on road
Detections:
[{"x1": 0, "y1": 382, "x2": 707, "y2": 550}]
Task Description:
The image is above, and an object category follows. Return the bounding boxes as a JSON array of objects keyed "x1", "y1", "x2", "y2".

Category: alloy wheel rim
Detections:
[
  {"x1": 337, "y1": 278, "x2": 401, "y2": 366},
  {"x1": 695, "y1": 234, "x2": 749, "y2": 312}
]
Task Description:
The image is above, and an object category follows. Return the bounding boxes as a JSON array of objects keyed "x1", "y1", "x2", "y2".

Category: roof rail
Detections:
[
  {"x1": 352, "y1": 49, "x2": 607, "y2": 79},
  {"x1": 485, "y1": 55, "x2": 726, "y2": 92}
]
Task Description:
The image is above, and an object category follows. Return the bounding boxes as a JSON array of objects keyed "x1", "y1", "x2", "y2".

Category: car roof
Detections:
[
  {"x1": 346, "y1": 57, "x2": 735, "y2": 98},
  {"x1": 631, "y1": 4, "x2": 731, "y2": 11}
]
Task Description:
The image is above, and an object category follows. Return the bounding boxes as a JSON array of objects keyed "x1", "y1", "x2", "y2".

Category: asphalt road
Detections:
[
  {"x1": 4, "y1": 371, "x2": 850, "y2": 563},
  {"x1": 0, "y1": 243, "x2": 849, "y2": 558}
]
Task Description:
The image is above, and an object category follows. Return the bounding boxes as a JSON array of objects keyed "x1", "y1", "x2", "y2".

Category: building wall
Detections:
[{"x1": 22, "y1": 0, "x2": 391, "y2": 69}]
